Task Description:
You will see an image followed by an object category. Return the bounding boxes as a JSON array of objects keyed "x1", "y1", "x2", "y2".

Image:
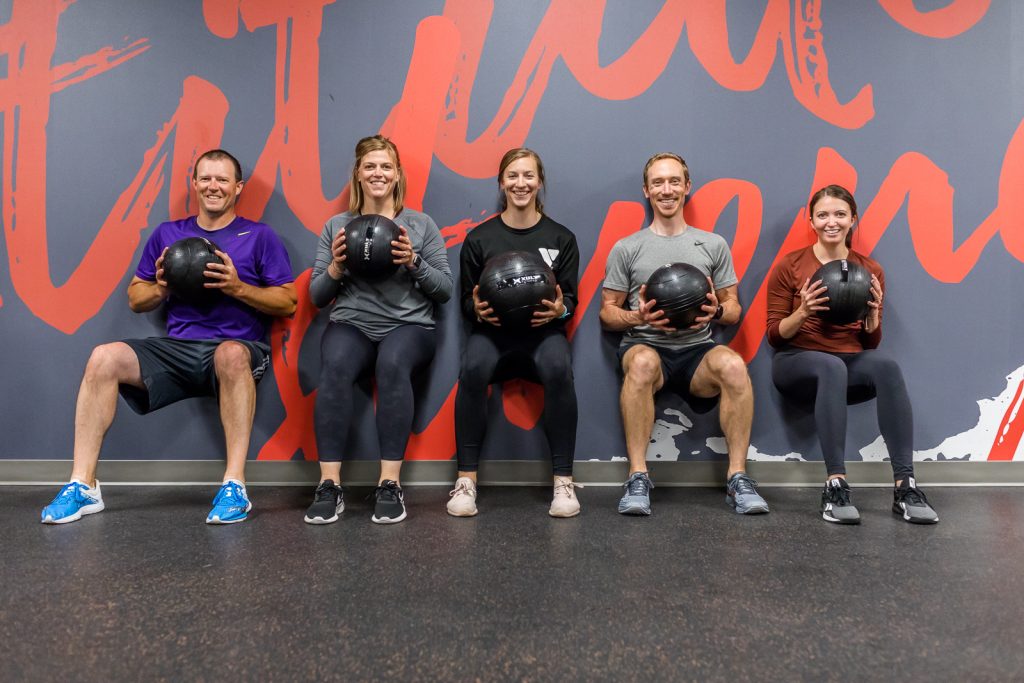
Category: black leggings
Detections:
[
  {"x1": 455, "y1": 329, "x2": 577, "y2": 475},
  {"x1": 315, "y1": 323, "x2": 436, "y2": 462},
  {"x1": 772, "y1": 348, "x2": 914, "y2": 479}
]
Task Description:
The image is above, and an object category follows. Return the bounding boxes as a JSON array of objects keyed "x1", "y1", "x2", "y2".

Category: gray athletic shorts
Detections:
[{"x1": 118, "y1": 337, "x2": 271, "y2": 415}]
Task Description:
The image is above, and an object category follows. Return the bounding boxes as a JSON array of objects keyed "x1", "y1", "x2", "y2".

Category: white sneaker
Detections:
[
  {"x1": 446, "y1": 477, "x2": 478, "y2": 517},
  {"x1": 549, "y1": 476, "x2": 582, "y2": 518}
]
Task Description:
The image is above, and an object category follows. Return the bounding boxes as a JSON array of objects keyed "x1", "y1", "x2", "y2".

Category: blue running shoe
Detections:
[
  {"x1": 618, "y1": 471, "x2": 654, "y2": 515},
  {"x1": 726, "y1": 472, "x2": 770, "y2": 514},
  {"x1": 206, "y1": 480, "x2": 252, "y2": 524},
  {"x1": 41, "y1": 480, "x2": 105, "y2": 524}
]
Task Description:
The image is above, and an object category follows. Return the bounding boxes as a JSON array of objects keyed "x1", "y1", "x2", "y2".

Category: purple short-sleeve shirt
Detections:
[{"x1": 136, "y1": 216, "x2": 294, "y2": 341}]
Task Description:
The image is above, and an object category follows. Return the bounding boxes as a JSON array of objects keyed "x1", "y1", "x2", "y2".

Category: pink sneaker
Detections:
[
  {"x1": 549, "y1": 476, "x2": 582, "y2": 518},
  {"x1": 446, "y1": 477, "x2": 478, "y2": 517}
]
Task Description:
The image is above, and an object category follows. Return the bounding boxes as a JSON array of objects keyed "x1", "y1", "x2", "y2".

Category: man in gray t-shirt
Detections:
[{"x1": 599, "y1": 153, "x2": 769, "y2": 517}]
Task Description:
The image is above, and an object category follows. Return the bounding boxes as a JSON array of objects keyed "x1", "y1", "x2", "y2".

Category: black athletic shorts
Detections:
[
  {"x1": 618, "y1": 340, "x2": 719, "y2": 413},
  {"x1": 119, "y1": 337, "x2": 271, "y2": 415}
]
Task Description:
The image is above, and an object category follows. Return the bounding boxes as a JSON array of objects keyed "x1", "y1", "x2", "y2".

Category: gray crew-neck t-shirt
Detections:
[{"x1": 603, "y1": 226, "x2": 738, "y2": 351}]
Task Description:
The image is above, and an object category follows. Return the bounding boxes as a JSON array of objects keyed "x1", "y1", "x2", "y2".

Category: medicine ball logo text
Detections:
[
  {"x1": 496, "y1": 274, "x2": 546, "y2": 290},
  {"x1": 362, "y1": 226, "x2": 375, "y2": 261}
]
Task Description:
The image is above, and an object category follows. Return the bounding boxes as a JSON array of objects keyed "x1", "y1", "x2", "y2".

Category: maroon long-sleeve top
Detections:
[{"x1": 766, "y1": 246, "x2": 884, "y2": 353}]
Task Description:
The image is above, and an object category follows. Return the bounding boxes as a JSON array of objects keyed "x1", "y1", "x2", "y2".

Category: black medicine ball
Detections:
[
  {"x1": 162, "y1": 236, "x2": 223, "y2": 305},
  {"x1": 812, "y1": 258, "x2": 873, "y2": 325},
  {"x1": 477, "y1": 251, "x2": 557, "y2": 328},
  {"x1": 644, "y1": 262, "x2": 712, "y2": 328},
  {"x1": 344, "y1": 214, "x2": 402, "y2": 280}
]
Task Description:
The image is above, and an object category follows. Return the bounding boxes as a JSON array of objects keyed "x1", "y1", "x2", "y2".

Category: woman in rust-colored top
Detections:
[{"x1": 766, "y1": 184, "x2": 938, "y2": 525}]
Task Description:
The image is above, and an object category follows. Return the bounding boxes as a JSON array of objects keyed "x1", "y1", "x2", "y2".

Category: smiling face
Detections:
[
  {"x1": 501, "y1": 155, "x2": 542, "y2": 213},
  {"x1": 643, "y1": 157, "x2": 691, "y2": 221},
  {"x1": 357, "y1": 149, "x2": 399, "y2": 207},
  {"x1": 193, "y1": 157, "x2": 243, "y2": 219},
  {"x1": 809, "y1": 194, "x2": 856, "y2": 248}
]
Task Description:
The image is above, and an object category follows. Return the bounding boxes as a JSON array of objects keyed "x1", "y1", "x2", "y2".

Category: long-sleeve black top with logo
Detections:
[{"x1": 459, "y1": 214, "x2": 580, "y2": 332}]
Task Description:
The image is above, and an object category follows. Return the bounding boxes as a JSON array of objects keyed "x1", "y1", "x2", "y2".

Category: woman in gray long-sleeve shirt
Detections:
[{"x1": 304, "y1": 135, "x2": 452, "y2": 526}]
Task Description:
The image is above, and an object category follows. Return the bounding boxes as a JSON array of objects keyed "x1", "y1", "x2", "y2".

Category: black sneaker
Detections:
[
  {"x1": 893, "y1": 477, "x2": 939, "y2": 524},
  {"x1": 371, "y1": 480, "x2": 407, "y2": 524},
  {"x1": 304, "y1": 479, "x2": 344, "y2": 525},
  {"x1": 821, "y1": 478, "x2": 860, "y2": 524}
]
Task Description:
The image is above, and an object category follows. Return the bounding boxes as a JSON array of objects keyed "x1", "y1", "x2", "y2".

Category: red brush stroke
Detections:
[
  {"x1": 0, "y1": 0, "x2": 153, "y2": 331},
  {"x1": 731, "y1": 116, "x2": 1024, "y2": 364},
  {"x1": 877, "y1": 0, "x2": 990, "y2": 39},
  {"x1": 258, "y1": 269, "x2": 318, "y2": 460},
  {"x1": 435, "y1": 0, "x2": 883, "y2": 182},
  {"x1": 988, "y1": 379, "x2": 1024, "y2": 461},
  {"x1": 567, "y1": 202, "x2": 648, "y2": 340}
]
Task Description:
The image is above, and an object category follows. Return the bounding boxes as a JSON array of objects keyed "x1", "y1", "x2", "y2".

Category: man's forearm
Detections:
[
  {"x1": 128, "y1": 280, "x2": 168, "y2": 313},
  {"x1": 231, "y1": 283, "x2": 297, "y2": 317}
]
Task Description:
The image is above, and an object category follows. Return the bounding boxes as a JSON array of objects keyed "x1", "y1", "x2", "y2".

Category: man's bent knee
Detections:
[
  {"x1": 214, "y1": 341, "x2": 252, "y2": 379},
  {"x1": 701, "y1": 347, "x2": 750, "y2": 392},
  {"x1": 84, "y1": 342, "x2": 142, "y2": 385},
  {"x1": 623, "y1": 346, "x2": 663, "y2": 389}
]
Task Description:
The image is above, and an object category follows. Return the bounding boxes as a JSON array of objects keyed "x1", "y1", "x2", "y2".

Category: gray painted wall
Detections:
[{"x1": 1, "y1": 1, "x2": 1021, "y2": 472}]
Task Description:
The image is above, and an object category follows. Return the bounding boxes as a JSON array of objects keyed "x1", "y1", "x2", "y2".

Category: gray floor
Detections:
[{"x1": 3, "y1": 484, "x2": 1023, "y2": 682}]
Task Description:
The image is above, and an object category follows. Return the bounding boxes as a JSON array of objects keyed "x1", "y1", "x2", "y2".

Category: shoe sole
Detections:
[
  {"x1": 894, "y1": 506, "x2": 939, "y2": 524},
  {"x1": 304, "y1": 502, "x2": 345, "y2": 525},
  {"x1": 447, "y1": 507, "x2": 478, "y2": 517},
  {"x1": 206, "y1": 515, "x2": 248, "y2": 525},
  {"x1": 549, "y1": 508, "x2": 581, "y2": 518},
  {"x1": 206, "y1": 502, "x2": 253, "y2": 525},
  {"x1": 41, "y1": 501, "x2": 105, "y2": 524},
  {"x1": 822, "y1": 511, "x2": 860, "y2": 524},
  {"x1": 371, "y1": 510, "x2": 407, "y2": 524},
  {"x1": 728, "y1": 498, "x2": 770, "y2": 514},
  {"x1": 618, "y1": 503, "x2": 651, "y2": 516}
]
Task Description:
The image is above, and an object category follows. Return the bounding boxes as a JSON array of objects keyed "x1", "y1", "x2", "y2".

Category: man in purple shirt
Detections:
[{"x1": 41, "y1": 149, "x2": 297, "y2": 525}]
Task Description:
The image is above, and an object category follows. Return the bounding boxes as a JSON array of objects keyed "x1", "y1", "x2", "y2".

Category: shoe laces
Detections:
[
  {"x1": 898, "y1": 484, "x2": 929, "y2": 507},
  {"x1": 449, "y1": 480, "x2": 475, "y2": 498},
  {"x1": 314, "y1": 481, "x2": 340, "y2": 502},
  {"x1": 52, "y1": 482, "x2": 84, "y2": 505},
  {"x1": 554, "y1": 480, "x2": 582, "y2": 499},
  {"x1": 624, "y1": 473, "x2": 652, "y2": 496},
  {"x1": 826, "y1": 480, "x2": 852, "y2": 506},
  {"x1": 374, "y1": 481, "x2": 401, "y2": 503},
  {"x1": 214, "y1": 482, "x2": 245, "y2": 507},
  {"x1": 730, "y1": 474, "x2": 759, "y2": 496}
]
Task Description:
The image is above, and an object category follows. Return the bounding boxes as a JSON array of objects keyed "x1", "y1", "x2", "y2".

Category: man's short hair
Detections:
[
  {"x1": 193, "y1": 149, "x2": 243, "y2": 182},
  {"x1": 642, "y1": 152, "x2": 690, "y2": 186}
]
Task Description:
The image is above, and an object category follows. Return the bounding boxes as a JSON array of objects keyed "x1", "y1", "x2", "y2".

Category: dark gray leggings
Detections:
[
  {"x1": 772, "y1": 348, "x2": 914, "y2": 479},
  {"x1": 315, "y1": 322, "x2": 436, "y2": 462}
]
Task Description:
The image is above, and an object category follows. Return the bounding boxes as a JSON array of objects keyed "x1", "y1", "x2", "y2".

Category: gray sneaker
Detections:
[
  {"x1": 821, "y1": 478, "x2": 860, "y2": 524},
  {"x1": 726, "y1": 472, "x2": 770, "y2": 514},
  {"x1": 618, "y1": 471, "x2": 653, "y2": 515},
  {"x1": 893, "y1": 477, "x2": 939, "y2": 524}
]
